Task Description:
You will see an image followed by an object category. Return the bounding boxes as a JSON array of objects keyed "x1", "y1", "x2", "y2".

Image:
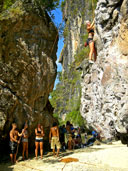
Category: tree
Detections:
[
  {"x1": 39, "y1": 0, "x2": 59, "y2": 11},
  {"x1": 0, "y1": 0, "x2": 60, "y2": 12}
]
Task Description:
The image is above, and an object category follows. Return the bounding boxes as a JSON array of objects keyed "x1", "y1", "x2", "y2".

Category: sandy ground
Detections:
[{"x1": 0, "y1": 141, "x2": 128, "y2": 171}]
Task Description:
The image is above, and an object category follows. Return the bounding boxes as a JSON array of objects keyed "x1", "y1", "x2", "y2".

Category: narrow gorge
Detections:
[
  {"x1": 55, "y1": 0, "x2": 128, "y2": 143},
  {"x1": 0, "y1": 0, "x2": 128, "y2": 161}
]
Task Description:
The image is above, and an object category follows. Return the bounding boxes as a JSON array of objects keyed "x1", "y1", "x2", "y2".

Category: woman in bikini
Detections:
[
  {"x1": 86, "y1": 20, "x2": 97, "y2": 63},
  {"x1": 35, "y1": 124, "x2": 44, "y2": 159},
  {"x1": 22, "y1": 123, "x2": 28, "y2": 160}
]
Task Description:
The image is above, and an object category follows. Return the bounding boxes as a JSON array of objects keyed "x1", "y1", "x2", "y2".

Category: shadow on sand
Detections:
[{"x1": 0, "y1": 162, "x2": 13, "y2": 171}]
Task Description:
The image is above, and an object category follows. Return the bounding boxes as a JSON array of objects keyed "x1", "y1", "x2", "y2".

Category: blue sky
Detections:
[{"x1": 52, "y1": 0, "x2": 64, "y2": 88}]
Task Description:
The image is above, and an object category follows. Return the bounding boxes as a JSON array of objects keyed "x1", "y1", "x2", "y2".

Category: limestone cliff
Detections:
[
  {"x1": 81, "y1": 0, "x2": 128, "y2": 143},
  {"x1": 0, "y1": 0, "x2": 58, "y2": 152},
  {"x1": 54, "y1": 0, "x2": 95, "y2": 122}
]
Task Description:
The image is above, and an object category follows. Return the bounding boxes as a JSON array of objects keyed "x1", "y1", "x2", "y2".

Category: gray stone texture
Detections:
[{"x1": 81, "y1": 0, "x2": 128, "y2": 140}]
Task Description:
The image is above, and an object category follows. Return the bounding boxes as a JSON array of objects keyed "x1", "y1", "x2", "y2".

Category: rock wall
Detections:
[
  {"x1": 0, "y1": 0, "x2": 58, "y2": 151},
  {"x1": 57, "y1": 0, "x2": 94, "y2": 119},
  {"x1": 81, "y1": 0, "x2": 128, "y2": 141},
  {"x1": 60, "y1": 0, "x2": 93, "y2": 73}
]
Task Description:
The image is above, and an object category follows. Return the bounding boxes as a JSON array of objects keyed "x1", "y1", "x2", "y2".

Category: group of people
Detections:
[
  {"x1": 64, "y1": 121, "x2": 82, "y2": 150},
  {"x1": 9, "y1": 121, "x2": 98, "y2": 164},
  {"x1": 9, "y1": 122, "x2": 61, "y2": 164}
]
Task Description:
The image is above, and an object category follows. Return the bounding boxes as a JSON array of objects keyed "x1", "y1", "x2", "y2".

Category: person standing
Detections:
[
  {"x1": 22, "y1": 123, "x2": 29, "y2": 160},
  {"x1": 66, "y1": 121, "x2": 72, "y2": 150},
  {"x1": 49, "y1": 122, "x2": 61, "y2": 157},
  {"x1": 9, "y1": 123, "x2": 23, "y2": 164},
  {"x1": 35, "y1": 124, "x2": 44, "y2": 159}
]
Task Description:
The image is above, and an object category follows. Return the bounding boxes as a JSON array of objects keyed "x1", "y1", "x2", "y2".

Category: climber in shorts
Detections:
[
  {"x1": 49, "y1": 122, "x2": 61, "y2": 157},
  {"x1": 85, "y1": 20, "x2": 97, "y2": 63},
  {"x1": 9, "y1": 123, "x2": 23, "y2": 164}
]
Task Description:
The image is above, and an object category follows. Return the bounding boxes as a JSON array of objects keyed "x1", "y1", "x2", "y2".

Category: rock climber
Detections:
[
  {"x1": 22, "y1": 122, "x2": 29, "y2": 160},
  {"x1": 85, "y1": 20, "x2": 97, "y2": 63},
  {"x1": 35, "y1": 124, "x2": 44, "y2": 159},
  {"x1": 9, "y1": 123, "x2": 23, "y2": 164},
  {"x1": 49, "y1": 122, "x2": 61, "y2": 157}
]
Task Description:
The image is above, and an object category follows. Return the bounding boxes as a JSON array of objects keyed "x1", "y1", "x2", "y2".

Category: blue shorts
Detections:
[{"x1": 35, "y1": 138, "x2": 43, "y2": 142}]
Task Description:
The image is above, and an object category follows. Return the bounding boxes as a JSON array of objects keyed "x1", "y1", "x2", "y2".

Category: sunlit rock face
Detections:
[
  {"x1": 81, "y1": 0, "x2": 128, "y2": 141},
  {"x1": 0, "y1": 0, "x2": 58, "y2": 151}
]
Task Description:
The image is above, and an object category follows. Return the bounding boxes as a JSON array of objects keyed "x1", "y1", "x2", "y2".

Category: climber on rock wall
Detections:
[{"x1": 85, "y1": 20, "x2": 97, "y2": 63}]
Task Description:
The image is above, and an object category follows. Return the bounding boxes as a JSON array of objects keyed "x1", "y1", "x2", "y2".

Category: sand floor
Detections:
[{"x1": 0, "y1": 141, "x2": 128, "y2": 171}]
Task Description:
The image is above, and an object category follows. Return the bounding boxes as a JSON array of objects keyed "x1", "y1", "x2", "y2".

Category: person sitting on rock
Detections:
[
  {"x1": 49, "y1": 122, "x2": 61, "y2": 157},
  {"x1": 9, "y1": 123, "x2": 23, "y2": 164},
  {"x1": 85, "y1": 20, "x2": 97, "y2": 63},
  {"x1": 35, "y1": 124, "x2": 44, "y2": 159},
  {"x1": 22, "y1": 122, "x2": 29, "y2": 160}
]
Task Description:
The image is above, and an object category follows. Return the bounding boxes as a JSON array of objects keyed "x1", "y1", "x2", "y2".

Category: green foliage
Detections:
[
  {"x1": 63, "y1": 25, "x2": 69, "y2": 38},
  {"x1": 66, "y1": 110, "x2": 84, "y2": 126},
  {"x1": 50, "y1": 64, "x2": 84, "y2": 127},
  {"x1": 61, "y1": 0, "x2": 66, "y2": 11},
  {"x1": 39, "y1": 0, "x2": 59, "y2": 11},
  {"x1": 2, "y1": 0, "x2": 16, "y2": 10},
  {"x1": 74, "y1": 47, "x2": 89, "y2": 66},
  {"x1": 63, "y1": 20, "x2": 70, "y2": 38},
  {"x1": 0, "y1": 0, "x2": 59, "y2": 12}
]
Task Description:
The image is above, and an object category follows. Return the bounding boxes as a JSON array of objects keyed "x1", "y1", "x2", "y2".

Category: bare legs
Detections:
[
  {"x1": 10, "y1": 153, "x2": 16, "y2": 164},
  {"x1": 40, "y1": 142, "x2": 43, "y2": 159},
  {"x1": 68, "y1": 140, "x2": 72, "y2": 150},
  {"x1": 89, "y1": 41, "x2": 97, "y2": 61},
  {"x1": 52, "y1": 149, "x2": 55, "y2": 157},
  {"x1": 57, "y1": 149, "x2": 60, "y2": 157},
  {"x1": 52, "y1": 149, "x2": 60, "y2": 157},
  {"x1": 22, "y1": 142, "x2": 28, "y2": 160},
  {"x1": 35, "y1": 141, "x2": 38, "y2": 159},
  {"x1": 35, "y1": 141, "x2": 43, "y2": 159}
]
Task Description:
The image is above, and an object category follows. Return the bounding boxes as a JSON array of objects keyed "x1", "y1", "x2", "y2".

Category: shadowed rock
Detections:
[{"x1": 0, "y1": 0, "x2": 58, "y2": 152}]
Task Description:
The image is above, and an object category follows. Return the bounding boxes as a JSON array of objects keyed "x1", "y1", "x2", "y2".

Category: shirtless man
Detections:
[
  {"x1": 49, "y1": 122, "x2": 60, "y2": 157},
  {"x1": 9, "y1": 123, "x2": 23, "y2": 164}
]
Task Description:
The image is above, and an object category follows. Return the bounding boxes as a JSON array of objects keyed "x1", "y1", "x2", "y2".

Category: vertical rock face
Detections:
[
  {"x1": 57, "y1": 0, "x2": 94, "y2": 119},
  {"x1": 60, "y1": 0, "x2": 93, "y2": 73},
  {"x1": 0, "y1": 0, "x2": 58, "y2": 149},
  {"x1": 81, "y1": 0, "x2": 128, "y2": 141}
]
